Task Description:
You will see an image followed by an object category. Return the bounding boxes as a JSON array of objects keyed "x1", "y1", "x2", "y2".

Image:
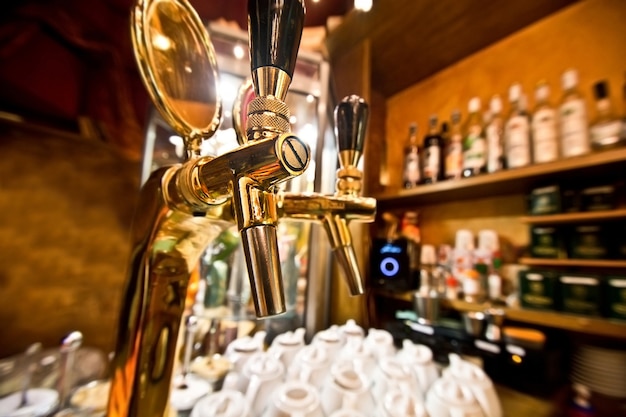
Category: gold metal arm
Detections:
[{"x1": 107, "y1": 1, "x2": 309, "y2": 417}]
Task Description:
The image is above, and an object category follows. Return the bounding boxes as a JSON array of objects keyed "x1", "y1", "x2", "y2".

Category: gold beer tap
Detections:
[
  {"x1": 107, "y1": 0, "x2": 307, "y2": 416},
  {"x1": 278, "y1": 95, "x2": 376, "y2": 295}
]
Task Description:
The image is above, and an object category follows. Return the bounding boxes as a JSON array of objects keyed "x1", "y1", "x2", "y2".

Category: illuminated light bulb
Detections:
[
  {"x1": 306, "y1": 94, "x2": 315, "y2": 103},
  {"x1": 354, "y1": 0, "x2": 372, "y2": 12},
  {"x1": 233, "y1": 44, "x2": 245, "y2": 60}
]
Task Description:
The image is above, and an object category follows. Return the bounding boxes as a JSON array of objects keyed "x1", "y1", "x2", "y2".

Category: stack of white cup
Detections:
[
  {"x1": 190, "y1": 318, "x2": 505, "y2": 417},
  {"x1": 189, "y1": 320, "x2": 442, "y2": 417}
]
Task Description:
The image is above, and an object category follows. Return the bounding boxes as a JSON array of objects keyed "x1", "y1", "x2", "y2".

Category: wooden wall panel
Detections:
[
  {"x1": 418, "y1": 194, "x2": 529, "y2": 260},
  {"x1": 0, "y1": 124, "x2": 139, "y2": 357}
]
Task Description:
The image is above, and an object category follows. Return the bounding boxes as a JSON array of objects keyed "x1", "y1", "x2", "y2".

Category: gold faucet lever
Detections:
[{"x1": 278, "y1": 95, "x2": 376, "y2": 296}]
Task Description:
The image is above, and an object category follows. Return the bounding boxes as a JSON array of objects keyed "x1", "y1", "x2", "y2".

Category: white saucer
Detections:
[
  {"x1": 0, "y1": 388, "x2": 59, "y2": 417},
  {"x1": 169, "y1": 374, "x2": 211, "y2": 411}
]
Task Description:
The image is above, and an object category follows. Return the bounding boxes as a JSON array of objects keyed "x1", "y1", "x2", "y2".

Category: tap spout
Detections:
[
  {"x1": 278, "y1": 193, "x2": 376, "y2": 294},
  {"x1": 280, "y1": 94, "x2": 376, "y2": 295}
]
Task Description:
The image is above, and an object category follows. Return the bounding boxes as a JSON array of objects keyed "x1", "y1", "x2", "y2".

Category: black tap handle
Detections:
[
  {"x1": 335, "y1": 95, "x2": 369, "y2": 168},
  {"x1": 248, "y1": 0, "x2": 305, "y2": 77}
]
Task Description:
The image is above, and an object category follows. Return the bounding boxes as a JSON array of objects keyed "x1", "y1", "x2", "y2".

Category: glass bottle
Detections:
[
  {"x1": 401, "y1": 211, "x2": 422, "y2": 289},
  {"x1": 589, "y1": 80, "x2": 623, "y2": 149},
  {"x1": 486, "y1": 95, "x2": 505, "y2": 173},
  {"x1": 622, "y1": 72, "x2": 626, "y2": 142},
  {"x1": 445, "y1": 110, "x2": 463, "y2": 180},
  {"x1": 559, "y1": 68, "x2": 590, "y2": 157},
  {"x1": 440, "y1": 121, "x2": 449, "y2": 180},
  {"x1": 462, "y1": 97, "x2": 487, "y2": 177},
  {"x1": 531, "y1": 81, "x2": 559, "y2": 163},
  {"x1": 504, "y1": 83, "x2": 532, "y2": 169},
  {"x1": 422, "y1": 115, "x2": 445, "y2": 184},
  {"x1": 488, "y1": 256, "x2": 503, "y2": 302},
  {"x1": 402, "y1": 123, "x2": 422, "y2": 188}
]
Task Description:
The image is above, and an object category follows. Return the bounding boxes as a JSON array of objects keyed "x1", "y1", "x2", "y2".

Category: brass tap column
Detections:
[{"x1": 106, "y1": 1, "x2": 307, "y2": 417}]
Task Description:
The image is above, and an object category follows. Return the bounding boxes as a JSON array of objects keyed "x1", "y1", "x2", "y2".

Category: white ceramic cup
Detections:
[
  {"x1": 190, "y1": 389, "x2": 251, "y2": 417},
  {"x1": 169, "y1": 373, "x2": 212, "y2": 412},
  {"x1": 223, "y1": 330, "x2": 267, "y2": 374},
  {"x1": 379, "y1": 387, "x2": 427, "y2": 417},
  {"x1": 287, "y1": 344, "x2": 331, "y2": 390},
  {"x1": 320, "y1": 362, "x2": 375, "y2": 417},
  {"x1": 443, "y1": 354, "x2": 501, "y2": 417},
  {"x1": 371, "y1": 356, "x2": 417, "y2": 401},
  {"x1": 426, "y1": 377, "x2": 485, "y2": 417},
  {"x1": 268, "y1": 328, "x2": 306, "y2": 371},
  {"x1": 328, "y1": 410, "x2": 368, "y2": 417},
  {"x1": 396, "y1": 339, "x2": 439, "y2": 396},
  {"x1": 311, "y1": 325, "x2": 344, "y2": 363},
  {"x1": 263, "y1": 381, "x2": 325, "y2": 417},
  {"x1": 337, "y1": 338, "x2": 377, "y2": 380},
  {"x1": 363, "y1": 328, "x2": 396, "y2": 360},
  {"x1": 239, "y1": 351, "x2": 285, "y2": 417},
  {"x1": 339, "y1": 320, "x2": 365, "y2": 346}
]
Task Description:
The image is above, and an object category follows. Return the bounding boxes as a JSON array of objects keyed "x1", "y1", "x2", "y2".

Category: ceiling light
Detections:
[{"x1": 354, "y1": 0, "x2": 372, "y2": 12}]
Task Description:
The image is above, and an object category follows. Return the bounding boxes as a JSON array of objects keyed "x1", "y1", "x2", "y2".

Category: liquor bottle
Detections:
[
  {"x1": 589, "y1": 80, "x2": 623, "y2": 149},
  {"x1": 402, "y1": 123, "x2": 422, "y2": 188},
  {"x1": 486, "y1": 95, "x2": 505, "y2": 173},
  {"x1": 622, "y1": 72, "x2": 626, "y2": 142},
  {"x1": 422, "y1": 115, "x2": 445, "y2": 184},
  {"x1": 445, "y1": 110, "x2": 463, "y2": 180},
  {"x1": 504, "y1": 83, "x2": 531, "y2": 169},
  {"x1": 462, "y1": 97, "x2": 487, "y2": 177},
  {"x1": 531, "y1": 81, "x2": 559, "y2": 163},
  {"x1": 440, "y1": 121, "x2": 450, "y2": 180},
  {"x1": 559, "y1": 68, "x2": 590, "y2": 157}
]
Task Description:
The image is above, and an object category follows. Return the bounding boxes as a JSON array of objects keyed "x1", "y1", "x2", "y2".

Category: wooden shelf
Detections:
[
  {"x1": 375, "y1": 148, "x2": 626, "y2": 208},
  {"x1": 520, "y1": 209, "x2": 626, "y2": 224},
  {"x1": 442, "y1": 299, "x2": 626, "y2": 340},
  {"x1": 504, "y1": 308, "x2": 626, "y2": 339},
  {"x1": 519, "y1": 257, "x2": 626, "y2": 268},
  {"x1": 371, "y1": 290, "x2": 626, "y2": 340}
]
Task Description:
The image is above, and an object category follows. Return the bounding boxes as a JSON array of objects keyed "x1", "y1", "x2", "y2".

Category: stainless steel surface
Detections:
[
  {"x1": 484, "y1": 308, "x2": 506, "y2": 342},
  {"x1": 462, "y1": 311, "x2": 486, "y2": 337},
  {"x1": 413, "y1": 293, "x2": 440, "y2": 325},
  {"x1": 58, "y1": 332, "x2": 83, "y2": 410}
]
